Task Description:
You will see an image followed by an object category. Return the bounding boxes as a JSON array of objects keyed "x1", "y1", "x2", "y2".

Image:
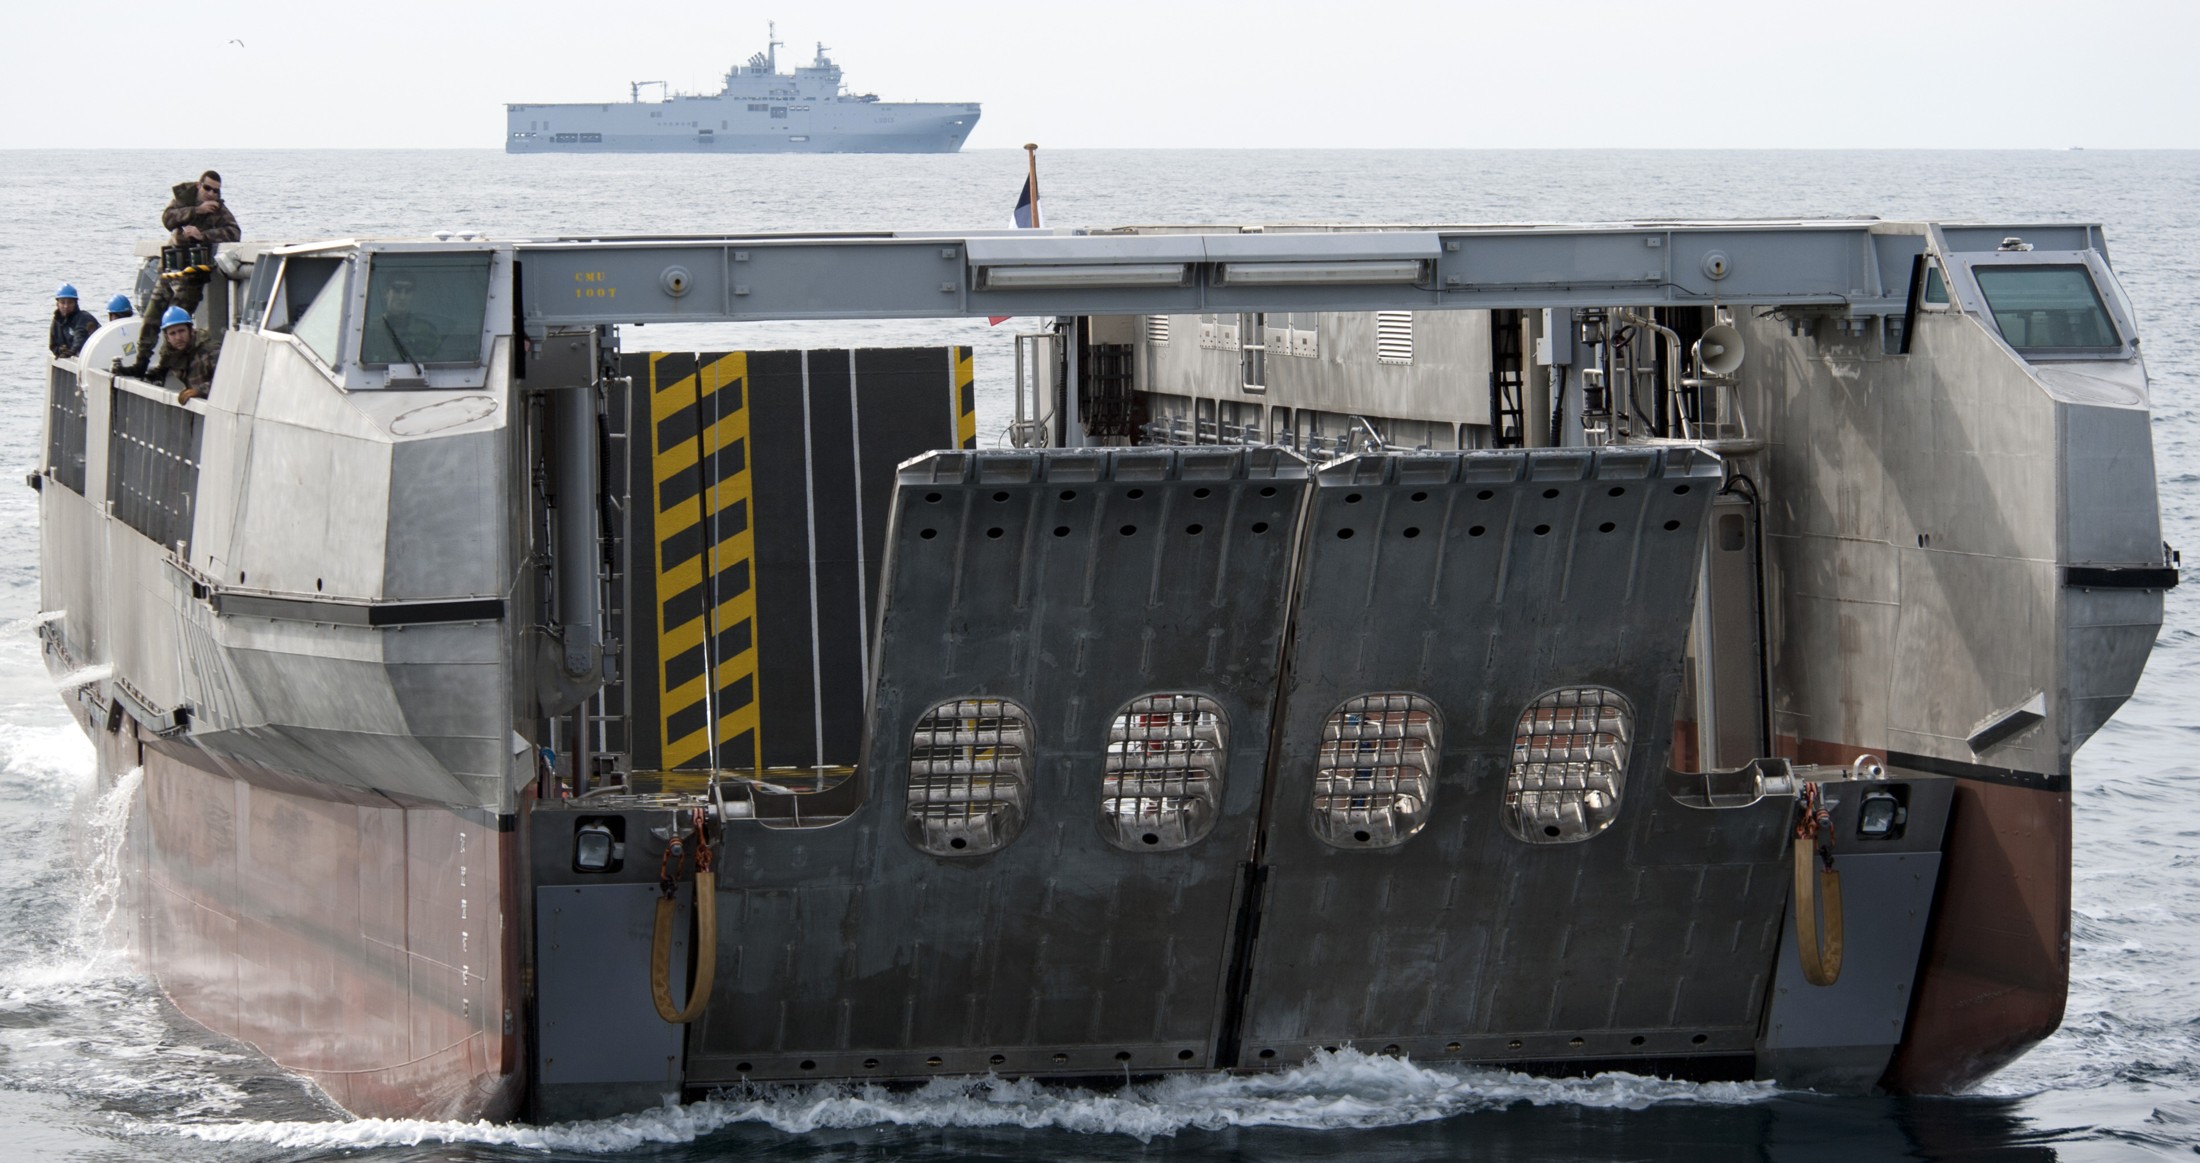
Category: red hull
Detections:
[
  {"x1": 97, "y1": 715, "x2": 524, "y2": 1120},
  {"x1": 1881, "y1": 778, "x2": 2070, "y2": 1091}
]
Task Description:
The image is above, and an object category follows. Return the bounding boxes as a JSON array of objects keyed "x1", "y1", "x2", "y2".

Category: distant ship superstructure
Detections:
[{"x1": 506, "y1": 25, "x2": 979, "y2": 153}]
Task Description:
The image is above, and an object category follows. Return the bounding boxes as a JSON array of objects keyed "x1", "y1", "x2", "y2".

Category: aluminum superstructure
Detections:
[
  {"x1": 35, "y1": 219, "x2": 2173, "y2": 1121},
  {"x1": 505, "y1": 25, "x2": 979, "y2": 154}
]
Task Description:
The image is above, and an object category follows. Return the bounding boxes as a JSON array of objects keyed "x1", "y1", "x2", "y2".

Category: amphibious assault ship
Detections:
[
  {"x1": 36, "y1": 219, "x2": 2171, "y2": 1121},
  {"x1": 505, "y1": 25, "x2": 979, "y2": 154}
]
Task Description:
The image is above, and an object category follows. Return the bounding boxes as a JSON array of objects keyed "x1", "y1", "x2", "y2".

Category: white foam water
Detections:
[
  {"x1": 48, "y1": 663, "x2": 110, "y2": 691},
  {"x1": 0, "y1": 721, "x2": 95, "y2": 794},
  {"x1": 0, "y1": 721, "x2": 270, "y2": 1131},
  {"x1": 152, "y1": 1049, "x2": 1775, "y2": 1151},
  {"x1": 0, "y1": 610, "x2": 65, "y2": 636},
  {"x1": 74, "y1": 765, "x2": 141, "y2": 967}
]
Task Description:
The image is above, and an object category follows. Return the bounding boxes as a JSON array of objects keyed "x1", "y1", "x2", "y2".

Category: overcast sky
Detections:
[{"x1": 9, "y1": 0, "x2": 2198, "y2": 150}]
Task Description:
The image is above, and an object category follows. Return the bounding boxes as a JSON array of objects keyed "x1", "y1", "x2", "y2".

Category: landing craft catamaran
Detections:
[{"x1": 35, "y1": 219, "x2": 2171, "y2": 1120}]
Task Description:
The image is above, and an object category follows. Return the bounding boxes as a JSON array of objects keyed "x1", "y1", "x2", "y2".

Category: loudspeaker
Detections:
[{"x1": 1695, "y1": 323, "x2": 1745, "y2": 376}]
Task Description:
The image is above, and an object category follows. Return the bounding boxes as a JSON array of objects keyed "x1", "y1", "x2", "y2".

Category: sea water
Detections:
[{"x1": 1, "y1": 148, "x2": 2196, "y2": 1161}]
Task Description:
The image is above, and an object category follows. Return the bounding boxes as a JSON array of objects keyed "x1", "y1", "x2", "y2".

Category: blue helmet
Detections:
[
  {"x1": 160, "y1": 305, "x2": 193, "y2": 329},
  {"x1": 107, "y1": 294, "x2": 132, "y2": 314},
  {"x1": 55, "y1": 283, "x2": 79, "y2": 300}
]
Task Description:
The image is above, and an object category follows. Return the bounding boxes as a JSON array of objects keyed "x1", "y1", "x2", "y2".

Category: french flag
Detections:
[
  {"x1": 991, "y1": 162, "x2": 1043, "y2": 325},
  {"x1": 1012, "y1": 174, "x2": 1040, "y2": 229}
]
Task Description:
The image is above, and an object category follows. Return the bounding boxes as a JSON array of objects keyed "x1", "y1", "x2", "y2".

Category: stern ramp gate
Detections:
[{"x1": 520, "y1": 224, "x2": 1956, "y2": 1116}]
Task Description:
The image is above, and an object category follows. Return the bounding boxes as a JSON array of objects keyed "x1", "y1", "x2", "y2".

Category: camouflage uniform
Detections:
[
  {"x1": 130, "y1": 180, "x2": 242, "y2": 372},
  {"x1": 49, "y1": 306, "x2": 99, "y2": 358},
  {"x1": 153, "y1": 330, "x2": 224, "y2": 400}
]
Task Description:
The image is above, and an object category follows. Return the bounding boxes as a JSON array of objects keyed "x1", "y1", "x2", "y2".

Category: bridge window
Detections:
[
  {"x1": 905, "y1": 698, "x2": 1033, "y2": 856},
  {"x1": 1974, "y1": 264, "x2": 2120, "y2": 352},
  {"x1": 360, "y1": 253, "x2": 491, "y2": 368},
  {"x1": 288, "y1": 258, "x2": 350, "y2": 368},
  {"x1": 1506, "y1": 687, "x2": 1632, "y2": 843},
  {"x1": 1100, "y1": 694, "x2": 1226, "y2": 851},
  {"x1": 1312, "y1": 693, "x2": 1440, "y2": 847}
]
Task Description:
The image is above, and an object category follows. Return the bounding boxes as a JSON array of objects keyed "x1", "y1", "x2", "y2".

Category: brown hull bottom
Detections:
[
  {"x1": 1787, "y1": 737, "x2": 2071, "y2": 1093},
  {"x1": 1881, "y1": 777, "x2": 2070, "y2": 1092},
  {"x1": 92, "y1": 715, "x2": 524, "y2": 1121}
]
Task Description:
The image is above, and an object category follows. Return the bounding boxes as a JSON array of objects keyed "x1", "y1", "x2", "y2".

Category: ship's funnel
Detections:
[{"x1": 1696, "y1": 323, "x2": 1745, "y2": 376}]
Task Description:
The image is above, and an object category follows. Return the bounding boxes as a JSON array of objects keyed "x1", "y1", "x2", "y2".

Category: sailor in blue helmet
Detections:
[
  {"x1": 150, "y1": 305, "x2": 223, "y2": 404},
  {"x1": 49, "y1": 284, "x2": 99, "y2": 358},
  {"x1": 106, "y1": 294, "x2": 134, "y2": 323}
]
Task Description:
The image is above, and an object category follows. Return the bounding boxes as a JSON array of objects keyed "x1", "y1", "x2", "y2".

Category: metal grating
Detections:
[
  {"x1": 45, "y1": 365, "x2": 87, "y2": 495},
  {"x1": 107, "y1": 387, "x2": 203, "y2": 553},
  {"x1": 1100, "y1": 693, "x2": 1226, "y2": 851},
  {"x1": 1145, "y1": 315, "x2": 1170, "y2": 346},
  {"x1": 1240, "y1": 313, "x2": 1266, "y2": 391},
  {"x1": 1375, "y1": 311, "x2": 1413, "y2": 364},
  {"x1": 905, "y1": 698, "x2": 1033, "y2": 856},
  {"x1": 1506, "y1": 687, "x2": 1632, "y2": 843},
  {"x1": 1312, "y1": 693, "x2": 1439, "y2": 847}
]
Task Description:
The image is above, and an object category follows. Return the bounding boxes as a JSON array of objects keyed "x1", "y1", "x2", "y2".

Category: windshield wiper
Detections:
[{"x1": 383, "y1": 317, "x2": 421, "y2": 367}]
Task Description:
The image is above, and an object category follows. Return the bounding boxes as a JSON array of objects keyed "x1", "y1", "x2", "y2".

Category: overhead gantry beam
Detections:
[{"x1": 511, "y1": 220, "x2": 2106, "y2": 329}]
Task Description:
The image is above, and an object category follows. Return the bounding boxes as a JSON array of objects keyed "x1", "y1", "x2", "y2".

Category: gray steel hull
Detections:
[
  {"x1": 506, "y1": 130, "x2": 972, "y2": 154},
  {"x1": 504, "y1": 100, "x2": 979, "y2": 154}
]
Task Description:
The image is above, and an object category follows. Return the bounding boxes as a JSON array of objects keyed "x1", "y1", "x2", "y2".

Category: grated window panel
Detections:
[
  {"x1": 905, "y1": 698, "x2": 1033, "y2": 856},
  {"x1": 1146, "y1": 315, "x2": 1170, "y2": 346},
  {"x1": 1312, "y1": 693, "x2": 1439, "y2": 847},
  {"x1": 1376, "y1": 311, "x2": 1414, "y2": 364},
  {"x1": 107, "y1": 388, "x2": 203, "y2": 553},
  {"x1": 1100, "y1": 693, "x2": 1226, "y2": 850},
  {"x1": 45, "y1": 365, "x2": 87, "y2": 495},
  {"x1": 1505, "y1": 687, "x2": 1632, "y2": 843}
]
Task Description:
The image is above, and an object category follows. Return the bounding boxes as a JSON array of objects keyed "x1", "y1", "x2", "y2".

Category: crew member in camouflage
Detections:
[
  {"x1": 126, "y1": 170, "x2": 240, "y2": 377},
  {"x1": 152, "y1": 308, "x2": 223, "y2": 404}
]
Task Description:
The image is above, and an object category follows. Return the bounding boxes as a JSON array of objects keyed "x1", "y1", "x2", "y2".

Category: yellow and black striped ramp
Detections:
[
  {"x1": 623, "y1": 346, "x2": 973, "y2": 771},
  {"x1": 953, "y1": 345, "x2": 977, "y2": 449},
  {"x1": 633, "y1": 351, "x2": 759, "y2": 770}
]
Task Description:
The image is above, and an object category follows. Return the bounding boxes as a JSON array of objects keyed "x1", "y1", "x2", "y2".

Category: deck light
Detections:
[
  {"x1": 1857, "y1": 789, "x2": 1906, "y2": 839},
  {"x1": 572, "y1": 821, "x2": 622, "y2": 872},
  {"x1": 1215, "y1": 260, "x2": 1426, "y2": 287},
  {"x1": 976, "y1": 264, "x2": 1192, "y2": 290}
]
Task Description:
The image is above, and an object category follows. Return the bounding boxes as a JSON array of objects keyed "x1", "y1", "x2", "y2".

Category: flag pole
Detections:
[{"x1": 1023, "y1": 142, "x2": 1041, "y2": 229}]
